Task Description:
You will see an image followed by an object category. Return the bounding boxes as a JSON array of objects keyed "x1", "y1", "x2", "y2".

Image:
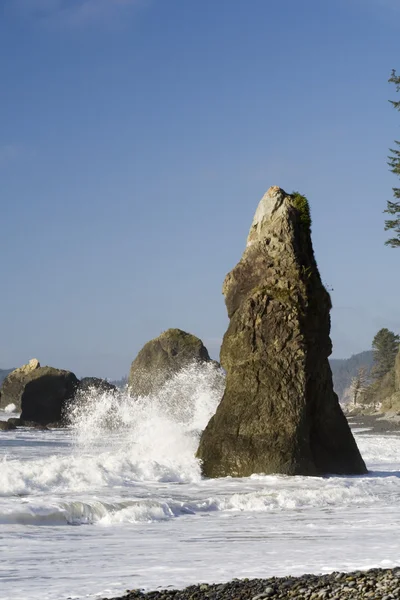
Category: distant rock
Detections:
[
  {"x1": 14, "y1": 366, "x2": 79, "y2": 425},
  {"x1": 77, "y1": 377, "x2": 117, "y2": 395},
  {"x1": 0, "y1": 359, "x2": 41, "y2": 411},
  {"x1": 7, "y1": 417, "x2": 22, "y2": 427},
  {"x1": 129, "y1": 329, "x2": 216, "y2": 397},
  {"x1": 6, "y1": 417, "x2": 50, "y2": 429},
  {"x1": 0, "y1": 420, "x2": 16, "y2": 431},
  {"x1": 197, "y1": 186, "x2": 367, "y2": 477},
  {"x1": 66, "y1": 377, "x2": 118, "y2": 422}
]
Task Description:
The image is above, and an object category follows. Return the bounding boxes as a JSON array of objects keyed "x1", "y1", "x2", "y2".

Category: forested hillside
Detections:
[{"x1": 330, "y1": 351, "x2": 374, "y2": 401}]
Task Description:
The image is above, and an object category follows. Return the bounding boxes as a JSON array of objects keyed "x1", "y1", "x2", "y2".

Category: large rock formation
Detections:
[
  {"x1": 0, "y1": 359, "x2": 41, "y2": 411},
  {"x1": 129, "y1": 329, "x2": 215, "y2": 397},
  {"x1": 197, "y1": 186, "x2": 367, "y2": 477}
]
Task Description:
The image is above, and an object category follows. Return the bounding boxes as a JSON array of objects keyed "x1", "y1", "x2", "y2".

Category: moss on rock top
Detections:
[{"x1": 291, "y1": 191, "x2": 312, "y2": 232}]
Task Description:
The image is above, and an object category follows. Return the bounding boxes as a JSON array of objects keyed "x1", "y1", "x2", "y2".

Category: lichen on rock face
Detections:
[{"x1": 197, "y1": 186, "x2": 367, "y2": 478}]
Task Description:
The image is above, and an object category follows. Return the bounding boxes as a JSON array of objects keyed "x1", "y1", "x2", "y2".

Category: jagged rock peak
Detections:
[
  {"x1": 247, "y1": 186, "x2": 290, "y2": 246},
  {"x1": 197, "y1": 186, "x2": 367, "y2": 478}
]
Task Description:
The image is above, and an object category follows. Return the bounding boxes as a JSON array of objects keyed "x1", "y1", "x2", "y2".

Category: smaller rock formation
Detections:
[
  {"x1": 0, "y1": 420, "x2": 16, "y2": 431},
  {"x1": 129, "y1": 329, "x2": 215, "y2": 397},
  {"x1": 76, "y1": 377, "x2": 117, "y2": 395},
  {"x1": 17, "y1": 366, "x2": 79, "y2": 425},
  {"x1": 7, "y1": 418, "x2": 22, "y2": 427},
  {"x1": 0, "y1": 359, "x2": 41, "y2": 411},
  {"x1": 6, "y1": 417, "x2": 51, "y2": 429},
  {"x1": 197, "y1": 186, "x2": 367, "y2": 477}
]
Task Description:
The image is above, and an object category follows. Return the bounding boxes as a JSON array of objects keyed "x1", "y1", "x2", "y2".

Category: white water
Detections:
[{"x1": 1, "y1": 363, "x2": 400, "y2": 600}]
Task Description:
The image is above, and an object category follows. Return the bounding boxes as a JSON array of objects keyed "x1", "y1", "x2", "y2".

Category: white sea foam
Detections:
[
  {"x1": 2, "y1": 365, "x2": 400, "y2": 600},
  {"x1": 0, "y1": 362, "x2": 225, "y2": 496},
  {"x1": 4, "y1": 402, "x2": 17, "y2": 413}
]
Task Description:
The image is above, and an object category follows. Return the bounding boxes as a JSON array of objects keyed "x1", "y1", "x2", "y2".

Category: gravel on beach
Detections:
[{"x1": 102, "y1": 568, "x2": 400, "y2": 600}]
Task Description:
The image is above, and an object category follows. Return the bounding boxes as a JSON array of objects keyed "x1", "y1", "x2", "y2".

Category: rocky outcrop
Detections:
[
  {"x1": 197, "y1": 186, "x2": 367, "y2": 477},
  {"x1": 0, "y1": 420, "x2": 16, "y2": 431},
  {"x1": 77, "y1": 377, "x2": 117, "y2": 395},
  {"x1": 15, "y1": 366, "x2": 79, "y2": 425},
  {"x1": 129, "y1": 329, "x2": 215, "y2": 397},
  {"x1": 0, "y1": 359, "x2": 41, "y2": 411}
]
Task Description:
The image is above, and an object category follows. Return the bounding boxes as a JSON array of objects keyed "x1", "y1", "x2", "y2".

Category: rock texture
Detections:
[
  {"x1": 0, "y1": 420, "x2": 16, "y2": 431},
  {"x1": 98, "y1": 567, "x2": 400, "y2": 600},
  {"x1": 17, "y1": 366, "x2": 79, "y2": 425},
  {"x1": 0, "y1": 359, "x2": 41, "y2": 410},
  {"x1": 77, "y1": 377, "x2": 117, "y2": 395},
  {"x1": 129, "y1": 329, "x2": 214, "y2": 397},
  {"x1": 197, "y1": 186, "x2": 367, "y2": 477}
]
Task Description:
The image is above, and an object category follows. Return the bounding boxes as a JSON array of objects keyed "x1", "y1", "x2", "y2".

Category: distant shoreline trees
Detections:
[
  {"x1": 350, "y1": 367, "x2": 368, "y2": 406},
  {"x1": 372, "y1": 328, "x2": 400, "y2": 379},
  {"x1": 385, "y1": 70, "x2": 400, "y2": 248}
]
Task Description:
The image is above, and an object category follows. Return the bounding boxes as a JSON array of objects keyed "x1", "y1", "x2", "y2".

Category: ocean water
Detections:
[{"x1": 1, "y1": 363, "x2": 400, "y2": 600}]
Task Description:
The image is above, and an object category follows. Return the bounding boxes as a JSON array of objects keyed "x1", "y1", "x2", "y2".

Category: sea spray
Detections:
[
  {"x1": 68, "y1": 360, "x2": 224, "y2": 447},
  {"x1": 0, "y1": 362, "x2": 225, "y2": 498}
]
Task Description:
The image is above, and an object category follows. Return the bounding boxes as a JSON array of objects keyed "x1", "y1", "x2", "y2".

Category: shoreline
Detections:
[
  {"x1": 101, "y1": 567, "x2": 400, "y2": 600},
  {"x1": 347, "y1": 412, "x2": 400, "y2": 435},
  {"x1": 99, "y1": 417, "x2": 400, "y2": 600}
]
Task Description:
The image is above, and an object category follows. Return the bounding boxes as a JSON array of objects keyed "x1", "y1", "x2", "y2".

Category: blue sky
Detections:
[{"x1": 1, "y1": 0, "x2": 399, "y2": 378}]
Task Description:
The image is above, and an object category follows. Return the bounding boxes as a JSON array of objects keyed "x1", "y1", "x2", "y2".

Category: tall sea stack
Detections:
[{"x1": 197, "y1": 186, "x2": 367, "y2": 477}]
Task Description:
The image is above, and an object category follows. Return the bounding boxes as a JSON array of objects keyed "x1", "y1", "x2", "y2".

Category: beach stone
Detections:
[
  {"x1": 197, "y1": 186, "x2": 367, "y2": 477},
  {"x1": 128, "y1": 329, "x2": 217, "y2": 397},
  {"x1": 0, "y1": 358, "x2": 41, "y2": 411}
]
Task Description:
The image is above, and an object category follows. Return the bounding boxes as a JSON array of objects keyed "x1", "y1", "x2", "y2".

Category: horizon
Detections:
[{"x1": 1, "y1": 0, "x2": 399, "y2": 379}]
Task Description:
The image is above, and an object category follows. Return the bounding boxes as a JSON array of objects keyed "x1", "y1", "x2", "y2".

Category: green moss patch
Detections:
[{"x1": 291, "y1": 191, "x2": 312, "y2": 232}]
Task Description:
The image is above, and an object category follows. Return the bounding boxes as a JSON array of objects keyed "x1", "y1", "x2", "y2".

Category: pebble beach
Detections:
[{"x1": 102, "y1": 568, "x2": 400, "y2": 600}]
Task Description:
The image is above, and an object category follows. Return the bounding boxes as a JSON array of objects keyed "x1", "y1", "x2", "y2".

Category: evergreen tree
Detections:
[
  {"x1": 385, "y1": 70, "x2": 400, "y2": 247},
  {"x1": 372, "y1": 328, "x2": 400, "y2": 378}
]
